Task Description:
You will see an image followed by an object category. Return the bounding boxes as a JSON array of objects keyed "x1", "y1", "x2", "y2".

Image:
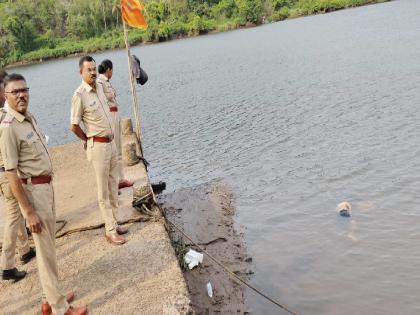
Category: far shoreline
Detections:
[
  {"x1": 5, "y1": 0, "x2": 391, "y2": 69},
  {"x1": 4, "y1": 22, "x2": 258, "y2": 69}
]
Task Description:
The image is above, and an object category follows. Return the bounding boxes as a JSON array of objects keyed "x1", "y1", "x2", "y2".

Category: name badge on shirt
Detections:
[{"x1": 26, "y1": 131, "x2": 35, "y2": 140}]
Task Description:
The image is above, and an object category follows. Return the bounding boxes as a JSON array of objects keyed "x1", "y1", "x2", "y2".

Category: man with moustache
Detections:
[
  {"x1": 70, "y1": 56, "x2": 128, "y2": 245},
  {"x1": 0, "y1": 72, "x2": 36, "y2": 282},
  {"x1": 0, "y1": 74, "x2": 87, "y2": 315}
]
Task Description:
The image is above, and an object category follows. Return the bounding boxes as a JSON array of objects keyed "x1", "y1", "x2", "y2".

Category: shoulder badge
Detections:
[
  {"x1": 0, "y1": 113, "x2": 14, "y2": 128},
  {"x1": 73, "y1": 89, "x2": 83, "y2": 98},
  {"x1": 75, "y1": 85, "x2": 85, "y2": 95}
]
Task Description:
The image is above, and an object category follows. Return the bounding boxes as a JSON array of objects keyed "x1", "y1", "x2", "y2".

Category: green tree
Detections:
[
  {"x1": 4, "y1": 16, "x2": 37, "y2": 51},
  {"x1": 0, "y1": 0, "x2": 391, "y2": 67},
  {"x1": 235, "y1": 0, "x2": 264, "y2": 24},
  {"x1": 212, "y1": 0, "x2": 238, "y2": 19},
  {"x1": 272, "y1": 0, "x2": 296, "y2": 10}
]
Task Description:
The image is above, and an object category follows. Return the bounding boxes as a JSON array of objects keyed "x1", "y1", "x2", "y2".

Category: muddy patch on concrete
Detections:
[{"x1": 160, "y1": 182, "x2": 252, "y2": 314}]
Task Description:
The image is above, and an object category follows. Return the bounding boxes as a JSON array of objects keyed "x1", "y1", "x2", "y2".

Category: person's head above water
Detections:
[{"x1": 336, "y1": 201, "x2": 352, "y2": 217}]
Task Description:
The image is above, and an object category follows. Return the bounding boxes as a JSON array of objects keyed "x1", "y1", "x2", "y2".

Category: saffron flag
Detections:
[{"x1": 121, "y1": 0, "x2": 148, "y2": 30}]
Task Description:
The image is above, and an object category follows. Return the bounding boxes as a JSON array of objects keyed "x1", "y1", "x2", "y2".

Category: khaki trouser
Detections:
[
  {"x1": 86, "y1": 139, "x2": 119, "y2": 233},
  {"x1": 110, "y1": 111, "x2": 124, "y2": 181},
  {"x1": 0, "y1": 172, "x2": 30, "y2": 270},
  {"x1": 23, "y1": 181, "x2": 69, "y2": 315}
]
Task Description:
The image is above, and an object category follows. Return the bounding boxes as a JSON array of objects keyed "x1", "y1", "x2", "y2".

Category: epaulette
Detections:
[
  {"x1": 73, "y1": 87, "x2": 83, "y2": 98},
  {"x1": 78, "y1": 83, "x2": 87, "y2": 92}
]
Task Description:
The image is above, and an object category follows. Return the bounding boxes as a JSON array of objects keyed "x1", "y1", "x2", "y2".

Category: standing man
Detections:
[
  {"x1": 71, "y1": 56, "x2": 128, "y2": 245},
  {"x1": 0, "y1": 72, "x2": 35, "y2": 282},
  {"x1": 97, "y1": 59, "x2": 134, "y2": 189},
  {"x1": 0, "y1": 74, "x2": 87, "y2": 315}
]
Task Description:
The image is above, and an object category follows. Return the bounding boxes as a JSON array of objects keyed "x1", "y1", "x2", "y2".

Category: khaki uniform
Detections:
[
  {"x1": 71, "y1": 81, "x2": 118, "y2": 233},
  {"x1": 97, "y1": 74, "x2": 124, "y2": 181},
  {"x1": 0, "y1": 108, "x2": 30, "y2": 270},
  {"x1": 0, "y1": 109, "x2": 68, "y2": 315}
]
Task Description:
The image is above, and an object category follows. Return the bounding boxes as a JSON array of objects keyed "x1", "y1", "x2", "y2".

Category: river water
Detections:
[{"x1": 10, "y1": 0, "x2": 420, "y2": 314}]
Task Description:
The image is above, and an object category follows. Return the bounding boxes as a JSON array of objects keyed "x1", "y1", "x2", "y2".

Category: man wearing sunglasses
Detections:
[{"x1": 0, "y1": 74, "x2": 87, "y2": 315}]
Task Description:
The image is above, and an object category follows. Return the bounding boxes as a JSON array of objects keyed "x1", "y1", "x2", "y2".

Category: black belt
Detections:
[{"x1": 0, "y1": 167, "x2": 5, "y2": 172}]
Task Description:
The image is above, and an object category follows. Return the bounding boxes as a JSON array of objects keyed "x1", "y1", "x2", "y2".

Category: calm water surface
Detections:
[{"x1": 12, "y1": 0, "x2": 420, "y2": 313}]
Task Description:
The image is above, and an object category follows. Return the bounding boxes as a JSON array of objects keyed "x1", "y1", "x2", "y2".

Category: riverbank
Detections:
[
  {"x1": 3, "y1": 0, "x2": 391, "y2": 69},
  {"x1": 0, "y1": 142, "x2": 192, "y2": 314},
  {"x1": 162, "y1": 182, "x2": 252, "y2": 314}
]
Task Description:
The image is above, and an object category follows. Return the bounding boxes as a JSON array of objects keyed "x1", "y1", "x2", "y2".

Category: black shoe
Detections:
[
  {"x1": 20, "y1": 247, "x2": 36, "y2": 264},
  {"x1": 2, "y1": 268, "x2": 27, "y2": 282}
]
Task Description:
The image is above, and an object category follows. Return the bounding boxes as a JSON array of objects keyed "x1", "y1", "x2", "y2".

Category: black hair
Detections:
[
  {"x1": 79, "y1": 55, "x2": 95, "y2": 68},
  {"x1": 98, "y1": 59, "x2": 113, "y2": 74},
  {"x1": 3, "y1": 73, "x2": 26, "y2": 87},
  {"x1": 0, "y1": 70, "x2": 8, "y2": 83}
]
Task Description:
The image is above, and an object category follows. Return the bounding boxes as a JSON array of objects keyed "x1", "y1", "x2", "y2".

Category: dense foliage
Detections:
[{"x1": 0, "y1": 0, "x2": 389, "y2": 67}]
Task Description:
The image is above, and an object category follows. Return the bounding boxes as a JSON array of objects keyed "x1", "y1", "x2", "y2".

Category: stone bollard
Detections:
[
  {"x1": 123, "y1": 142, "x2": 140, "y2": 166},
  {"x1": 121, "y1": 117, "x2": 134, "y2": 136}
]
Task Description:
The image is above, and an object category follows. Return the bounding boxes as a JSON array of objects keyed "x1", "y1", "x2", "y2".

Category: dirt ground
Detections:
[
  {"x1": 161, "y1": 182, "x2": 252, "y2": 315},
  {"x1": 0, "y1": 142, "x2": 191, "y2": 315}
]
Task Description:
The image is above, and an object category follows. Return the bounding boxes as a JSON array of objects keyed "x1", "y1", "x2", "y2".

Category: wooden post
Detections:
[
  {"x1": 122, "y1": 19, "x2": 158, "y2": 205},
  {"x1": 122, "y1": 19, "x2": 144, "y2": 157}
]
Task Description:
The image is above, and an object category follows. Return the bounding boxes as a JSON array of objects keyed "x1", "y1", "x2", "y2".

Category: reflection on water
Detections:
[{"x1": 13, "y1": 0, "x2": 420, "y2": 313}]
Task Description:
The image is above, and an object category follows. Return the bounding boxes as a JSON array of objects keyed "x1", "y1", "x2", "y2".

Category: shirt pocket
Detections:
[
  {"x1": 85, "y1": 101, "x2": 102, "y2": 121},
  {"x1": 25, "y1": 136, "x2": 44, "y2": 156}
]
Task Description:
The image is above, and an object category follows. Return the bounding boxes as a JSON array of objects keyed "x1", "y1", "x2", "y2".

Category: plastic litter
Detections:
[
  {"x1": 206, "y1": 282, "x2": 213, "y2": 298},
  {"x1": 184, "y1": 249, "x2": 203, "y2": 270}
]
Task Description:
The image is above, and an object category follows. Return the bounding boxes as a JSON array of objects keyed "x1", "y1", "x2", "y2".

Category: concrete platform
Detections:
[{"x1": 0, "y1": 142, "x2": 191, "y2": 315}]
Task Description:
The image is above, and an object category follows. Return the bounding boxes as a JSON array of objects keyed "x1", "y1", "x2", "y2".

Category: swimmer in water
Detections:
[{"x1": 336, "y1": 201, "x2": 352, "y2": 217}]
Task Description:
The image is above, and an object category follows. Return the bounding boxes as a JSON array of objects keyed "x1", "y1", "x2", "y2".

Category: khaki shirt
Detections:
[
  {"x1": 97, "y1": 74, "x2": 118, "y2": 109},
  {"x1": 0, "y1": 108, "x2": 53, "y2": 179},
  {"x1": 0, "y1": 108, "x2": 8, "y2": 168},
  {"x1": 71, "y1": 81, "x2": 114, "y2": 138}
]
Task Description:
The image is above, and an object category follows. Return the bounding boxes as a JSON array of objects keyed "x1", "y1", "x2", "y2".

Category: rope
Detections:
[
  {"x1": 56, "y1": 219, "x2": 67, "y2": 235},
  {"x1": 0, "y1": 219, "x2": 68, "y2": 250},
  {"x1": 163, "y1": 214, "x2": 298, "y2": 315},
  {"x1": 0, "y1": 217, "x2": 149, "y2": 250},
  {"x1": 55, "y1": 216, "x2": 148, "y2": 238}
]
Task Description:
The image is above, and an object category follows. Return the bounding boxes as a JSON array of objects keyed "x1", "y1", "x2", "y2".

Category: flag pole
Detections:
[
  {"x1": 121, "y1": 2, "x2": 159, "y2": 209},
  {"x1": 122, "y1": 19, "x2": 144, "y2": 157}
]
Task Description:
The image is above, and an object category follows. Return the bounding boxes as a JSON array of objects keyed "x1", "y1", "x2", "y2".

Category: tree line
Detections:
[{"x1": 0, "y1": 0, "x2": 389, "y2": 67}]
